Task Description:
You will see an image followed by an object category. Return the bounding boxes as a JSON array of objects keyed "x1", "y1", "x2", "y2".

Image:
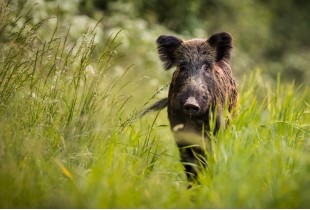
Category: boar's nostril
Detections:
[{"x1": 183, "y1": 101, "x2": 201, "y2": 116}]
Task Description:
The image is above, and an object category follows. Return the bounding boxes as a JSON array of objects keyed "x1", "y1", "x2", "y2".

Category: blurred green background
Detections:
[{"x1": 11, "y1": 0, "x2": 310, "y2": 84}]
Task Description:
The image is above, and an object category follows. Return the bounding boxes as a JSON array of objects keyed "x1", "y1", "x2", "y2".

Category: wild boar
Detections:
[{"x1": 145, "y1": 32, "x2": 238, "y2": 181}]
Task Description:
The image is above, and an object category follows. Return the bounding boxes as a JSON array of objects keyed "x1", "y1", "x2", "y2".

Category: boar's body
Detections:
[{"x1": 155, "y1": 32, "x2": 238, "y2": 181}]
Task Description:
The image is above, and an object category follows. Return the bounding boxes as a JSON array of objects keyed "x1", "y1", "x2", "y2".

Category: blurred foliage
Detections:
[
  {"x1": 79, "y1": 0, "x2": 310, "y2": 83},
  {"x1": 5, "y1": 0, "x2": 310, "y2": 83}
]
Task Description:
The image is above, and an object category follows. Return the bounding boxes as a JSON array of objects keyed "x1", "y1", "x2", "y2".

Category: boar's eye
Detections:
[
  {"x1": 201, "y1": 50, "x2": 208, "y2": 56},
  {"x1": 203, "y1": 62, "x2": 211, "y2": 70}
]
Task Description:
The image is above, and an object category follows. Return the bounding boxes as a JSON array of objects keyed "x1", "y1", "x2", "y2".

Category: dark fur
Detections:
[
  {"x1": 141, "y1": 97, "x2": 168, "y2": 116},
  {"x1": 149, "y1": 32, "x2": 238, "y2": 181}
]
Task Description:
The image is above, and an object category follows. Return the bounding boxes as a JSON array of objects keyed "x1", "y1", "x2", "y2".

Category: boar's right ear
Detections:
[
  {"x1": 207, "y1": 32, "x2": 233, "y2": 62},
  {"x1": 156, "y1": 35, "x2": 183, "y2": 70}
]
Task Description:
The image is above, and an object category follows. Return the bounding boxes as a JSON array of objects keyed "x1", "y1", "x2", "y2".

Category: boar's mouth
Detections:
[{"x1": 173, "y1": 108, "x2": 211, "y2": 134}]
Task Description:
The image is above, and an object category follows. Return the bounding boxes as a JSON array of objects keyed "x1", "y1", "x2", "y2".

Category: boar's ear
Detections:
[
  {"x1": 156, "y1": 35, "x2": 183, "y2": 70},
  {"x1": 207, "y1": 32, "x2": 233, "y2": 62}
]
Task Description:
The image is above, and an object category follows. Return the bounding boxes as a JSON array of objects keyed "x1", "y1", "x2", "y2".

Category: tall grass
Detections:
[{"x1": 0, "y1": 2, "x2": 310, "y2": 208}]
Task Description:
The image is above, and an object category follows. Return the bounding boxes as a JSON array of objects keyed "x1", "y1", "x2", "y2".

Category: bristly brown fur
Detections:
[
  {"x1": 156, "y1": 35, "x2": 183, "y2": 70},
  {"x1": 141, "y1": 97, "x2": 168, "y2": 116},
  {"x1": 154, "y1": 32, "x2": 238, "y2": 182},
  {"x1": 207, "y1": 32, "x2": 233, "y2": 62}
]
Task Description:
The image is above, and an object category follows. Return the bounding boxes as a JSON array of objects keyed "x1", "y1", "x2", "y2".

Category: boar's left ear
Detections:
[
  {"x1": 156, "y1": 35, "x2": 183, "y2": 70},
  {"x1": 207, "y1": 32, "x2": 233, "y2": 62}
]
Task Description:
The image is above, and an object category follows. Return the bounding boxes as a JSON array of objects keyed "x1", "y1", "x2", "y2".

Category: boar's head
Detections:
[{"x1": 157, "y1": 32, "x2": 236, "y2": 136}]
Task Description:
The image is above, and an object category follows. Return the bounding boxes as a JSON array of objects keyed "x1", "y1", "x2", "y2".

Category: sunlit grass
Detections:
[{"x1": 0, "y1": 2, "x2": 310, "y2": 208}]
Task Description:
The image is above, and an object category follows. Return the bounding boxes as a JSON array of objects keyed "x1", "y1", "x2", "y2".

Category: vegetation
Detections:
[
  {"x1": 0, "y1": 1, "x2": 309, "y2": 208},
  {"x1": 81, "y1": 0, "x2": 310, "y2": 83}
]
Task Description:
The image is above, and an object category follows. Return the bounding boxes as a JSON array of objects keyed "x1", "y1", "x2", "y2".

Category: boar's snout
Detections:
[{"x1": 183, "y1": 97, "x2": 201, "y2": 116}]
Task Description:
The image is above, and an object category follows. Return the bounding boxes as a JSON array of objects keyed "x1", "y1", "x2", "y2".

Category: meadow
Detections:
[{"x1": 0, "y1": 1, "x2": 309, "y2": 208}]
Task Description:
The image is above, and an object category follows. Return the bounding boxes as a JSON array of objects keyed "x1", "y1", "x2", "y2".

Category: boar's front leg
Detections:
[{"x1": 177, "y1": 142, "x2": 207, "y2": 182}]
